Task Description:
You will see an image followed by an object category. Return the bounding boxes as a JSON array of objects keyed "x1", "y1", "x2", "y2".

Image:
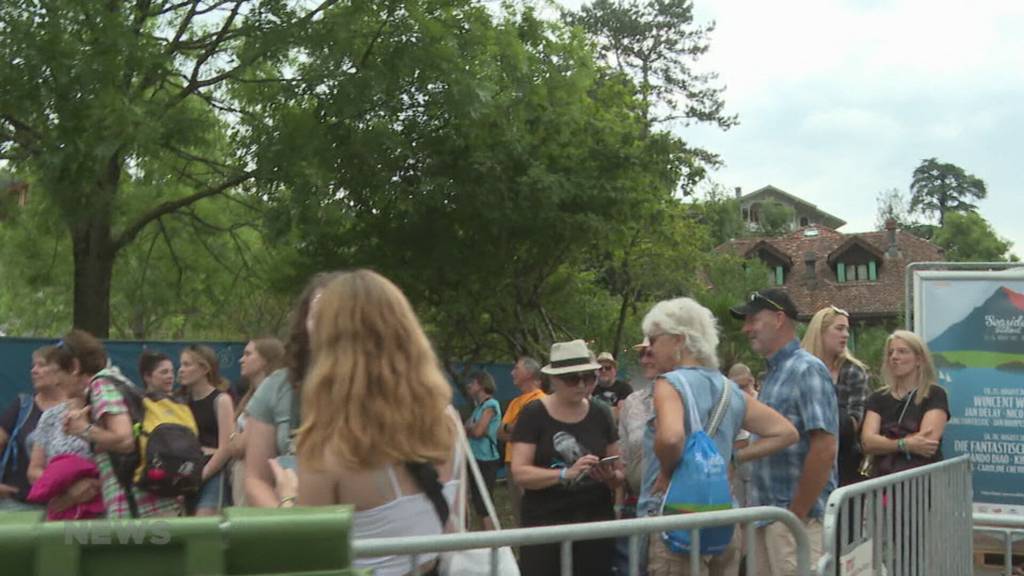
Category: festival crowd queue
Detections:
[{"x1": 0, "y1": 275, "x2": 948, "y2": 576}]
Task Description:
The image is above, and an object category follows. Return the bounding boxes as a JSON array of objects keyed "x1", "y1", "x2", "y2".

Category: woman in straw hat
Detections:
[{"x1": 510, "y1": 339, "x2": 623, "y2": 576}]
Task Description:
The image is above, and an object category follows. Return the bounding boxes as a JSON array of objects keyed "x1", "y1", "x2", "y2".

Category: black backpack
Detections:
[{"x1": 91, "y1": 368, "x2": 205, "y2": 516}]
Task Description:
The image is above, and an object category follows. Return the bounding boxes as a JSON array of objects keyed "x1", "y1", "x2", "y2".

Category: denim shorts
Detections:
[{"x1": 196, "y1": 469, "x2": 226, "y2": 510}]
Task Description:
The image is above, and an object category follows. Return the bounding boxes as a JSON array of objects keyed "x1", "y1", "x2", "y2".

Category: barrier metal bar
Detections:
[
  {"x1": 355, "y1": 506, "x2": 812, "y2": 576},
  {"x1": 973, "y1": 514, "x2": 1024, "y2": 576},
  {"x1": 818, "y1": 455, "x2": 973, "y2": 576}
]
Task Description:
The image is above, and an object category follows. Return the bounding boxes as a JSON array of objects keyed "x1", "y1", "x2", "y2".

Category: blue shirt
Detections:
[
  {"x1": 468, "y1": 397, "x2": 501, "y2": 462},
  {"x1": 749, "y1": 339, "x2": 838, "y2": 519},
  {"x1": 638, "y1": 367, "x2": 748, "y2": 518}
]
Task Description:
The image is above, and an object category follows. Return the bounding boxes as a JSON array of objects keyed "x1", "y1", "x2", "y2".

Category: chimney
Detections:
[
  {"x1": 734, "y1": 186, "x2": 742, "y2": 199},
  {"x1": 804, "y1": 251, "x2": 818, "y2": 290},
  {"x1": 885, "y1": 218, "x2": 901, "y2": 258}
]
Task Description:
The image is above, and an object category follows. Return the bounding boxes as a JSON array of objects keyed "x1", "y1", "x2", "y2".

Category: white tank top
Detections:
[{"x1": 352, "y1": 442, "x2": 463, "y2": 575}]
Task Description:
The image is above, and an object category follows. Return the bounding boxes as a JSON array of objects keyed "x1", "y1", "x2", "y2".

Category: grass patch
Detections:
[{"x1": 936, "y1": 350, "x2": 1024, "y2": 369}]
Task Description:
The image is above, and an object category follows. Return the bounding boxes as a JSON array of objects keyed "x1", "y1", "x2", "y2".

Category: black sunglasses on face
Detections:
[{"x1": 560, "y1": 372, "x2": 598, "y2": 386}]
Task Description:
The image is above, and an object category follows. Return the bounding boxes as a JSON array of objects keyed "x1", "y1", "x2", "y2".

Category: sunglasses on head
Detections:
[
  {"x1": 560, "y1": 372, "x2": 598, "y2": 386},
  {"x1": 750, "y1": 291, "x2": 785, "y2": 312},
  {"x1": 829, "y1": 305, "x2": 849, "y2": 317}
]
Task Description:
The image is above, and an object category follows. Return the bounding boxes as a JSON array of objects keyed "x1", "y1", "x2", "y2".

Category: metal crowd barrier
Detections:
[
  {"x1": 973, "y1": 513, "x2": 1024, "y2": 576},
  {"x1": 354, "y1": 506, "x2": 812, "y2": 576},
  {"x1": 818, "y1": 455, "x2": 973, "y2": 576}
]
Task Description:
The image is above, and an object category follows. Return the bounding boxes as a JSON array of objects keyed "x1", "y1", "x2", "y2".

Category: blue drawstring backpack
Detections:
[{"x1": 660, "y1": 376, "x2": 734, "y2": 555}]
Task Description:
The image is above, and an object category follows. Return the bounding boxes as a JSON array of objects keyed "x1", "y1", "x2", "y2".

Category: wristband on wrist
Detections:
[
  {"x1": 558, "y1": 467, "x2": 568, "y2": 485},
  {"x1": 897, "y1": 438, "x2": 908, "y2": 454},
  {"x1": 279, "y1": 495, "x2": 296, "y2": 508}
]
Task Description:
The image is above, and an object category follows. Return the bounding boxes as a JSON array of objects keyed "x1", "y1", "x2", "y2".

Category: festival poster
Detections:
[{"x1": 914, "y1": 270, "x2": 1024, "y2": 515}]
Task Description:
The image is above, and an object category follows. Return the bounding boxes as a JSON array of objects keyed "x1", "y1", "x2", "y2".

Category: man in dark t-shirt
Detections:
[
  {"x1": 0, "y1": 395, "x2": 43, "y2": 508},
  {"x1": 594, "y1": 352, "x2": 632, "y2": 420}
]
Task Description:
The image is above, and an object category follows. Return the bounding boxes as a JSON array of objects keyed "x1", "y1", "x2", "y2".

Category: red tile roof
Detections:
[{"x1": 717, "y1": 225, "x2": 945, "y2": 320}]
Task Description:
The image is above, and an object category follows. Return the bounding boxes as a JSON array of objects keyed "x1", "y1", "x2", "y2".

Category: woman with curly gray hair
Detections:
[{"x1": 639, "y1": 297, "x2": 797, "y2": 576}]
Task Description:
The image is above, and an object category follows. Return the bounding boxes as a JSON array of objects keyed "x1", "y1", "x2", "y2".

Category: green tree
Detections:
[
  {"x1": 909, "y1": 158, "x2": 987, "y2": 226},
  {"x1": 696, "y1": 254, "x2": 768, "y2": 371},
  {"x1": 0, "y1": 187, "x2": 292, "y2": 339},
  {"x1": 565, "y1": 0, "x2": 737, "y2": 186},
  {"x1": 758, "y1": 201, "x2": 795, "y2": 236},
  {"x1": 691, "y1": 186, "x2": 744, "y2": 245},
  {"x1": 592, "y1": 199, "x2": 709, "y2": 357},
  {"x1": 874, "y1": 187, "x2": 912, "y2": 230},
  {"x1": 0, "y1": 1, "x2": 343, "y2": 336},
  {"x1": 250, "y1": 4, "x2": 694, "y2": 365},
  {"x1": 931, "y1": 211, "x2": 1018, "y2": 262}
]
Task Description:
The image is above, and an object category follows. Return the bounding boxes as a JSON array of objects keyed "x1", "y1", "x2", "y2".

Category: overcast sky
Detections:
[{"x1": 555, "y1": 0, "x2": 1024, "y2": 255}]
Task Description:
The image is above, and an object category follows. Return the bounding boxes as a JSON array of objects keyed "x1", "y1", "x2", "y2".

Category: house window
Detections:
[
  {"x1": 768, "y1": 265, "x2": 785, "y2": 286},
  {"x1": 837, "y1": 261, "x2": 878, "y2": 282},
  {"x1": 742, "y1": 207, "x2": 749, "y2": 221},
  {"x1": 800, "y1": 216, "x2": 809, "y2": 226}
]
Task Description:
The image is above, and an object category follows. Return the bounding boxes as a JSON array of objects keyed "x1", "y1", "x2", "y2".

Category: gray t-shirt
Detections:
[
  {"x1": 30, "y1": 401, "x2": 93, "y2": 463},
  {"x1": 245, "y1": 368, "x2": 296, "y2": 457}
]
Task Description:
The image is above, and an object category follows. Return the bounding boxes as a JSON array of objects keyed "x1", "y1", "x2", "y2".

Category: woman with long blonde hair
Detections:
[
  {"x1": 179, "y1": 344, "x2": 235, "y2": 515},
  {"x1": 861, "y1": 330, "x2": 948, "y2": 474},
  {"x1": 288, "y1": 270, "x2": 459, "y2": 576},
  {"x1": 801, "y1": 306, "x2": 870, "y2": 486}
]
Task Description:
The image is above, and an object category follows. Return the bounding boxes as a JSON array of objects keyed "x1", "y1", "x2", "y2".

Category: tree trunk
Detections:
[
  {"x1": 611, "y1": 290, "x2": 632, "y2": 361},
  {"x1": 70, "y1": 220, "x2": 116, "y2": 338}
]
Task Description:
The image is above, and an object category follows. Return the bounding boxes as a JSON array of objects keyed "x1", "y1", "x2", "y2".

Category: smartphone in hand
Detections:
[{"x1": 276, "y1": 455, "x2": 297, "y2": 470}]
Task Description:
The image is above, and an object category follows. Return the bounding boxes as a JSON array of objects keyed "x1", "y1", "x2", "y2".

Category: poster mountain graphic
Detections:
[{"x1": 930, "y1": 286, "x2": 1024, "y2": 353}]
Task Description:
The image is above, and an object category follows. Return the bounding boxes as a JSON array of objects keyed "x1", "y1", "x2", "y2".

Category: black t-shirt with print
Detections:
[
  {"x1": 0, "y1": 396, "x2": 43, "y2": 501},
  {"x1": 866, "y1": 386, "x2": 950, "y2": 462},
  {"x1": 512, "y1": 399, "x2": 618, "y2": 523},
  {"x1": 592, "y1": 380, "x2": 633, "y2": 408}
]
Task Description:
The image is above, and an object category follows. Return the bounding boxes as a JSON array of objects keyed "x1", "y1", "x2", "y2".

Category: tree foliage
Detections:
[
  {"x1": 874, "y1": 187, "x2": 911, "y2": 230},
  {"x1": 757, "y1": 201, "x2": 795, "y2": 237},
  {"x1": 909, "y1": 158, "x2": 987, "y2": 226},
  {"x1": 1, "y1": 0, "x2": 744, "y2": 381},
  {"x1": 564, "y1": 0, "x2": 736, "y2": 186},
  {"x1": 0, "y1": 0, "x2": 353, "y2": 336},
  {"x1": 931, "y1": 211, "x2": 1018, "y2": 263}
]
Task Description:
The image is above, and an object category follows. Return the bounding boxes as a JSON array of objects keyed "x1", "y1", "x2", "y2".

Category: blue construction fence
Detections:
[
  {"x1": 0, "y1": 337, "x2": 248, "y2": 409},
  {"x1": 0, "y1": 336, "x2": 518, "y2": 415}
]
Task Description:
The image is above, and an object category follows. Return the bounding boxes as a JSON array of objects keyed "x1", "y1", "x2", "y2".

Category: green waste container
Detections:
[{"x1": 0, "y1": 506, "x2": 356, "y2": 576}]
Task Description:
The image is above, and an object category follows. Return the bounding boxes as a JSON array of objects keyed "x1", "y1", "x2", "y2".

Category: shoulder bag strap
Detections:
[
  {"x1": 706, "y1": 375, "x2": 733, "y2": 437},
  {"x1": 897, "y1": 389, "x2": 917, "y2": 426}
]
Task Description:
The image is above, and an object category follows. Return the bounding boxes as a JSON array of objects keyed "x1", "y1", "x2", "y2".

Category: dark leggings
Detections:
[{"x1": 469, "y1": 459, "x2": 501, "y2": 518}]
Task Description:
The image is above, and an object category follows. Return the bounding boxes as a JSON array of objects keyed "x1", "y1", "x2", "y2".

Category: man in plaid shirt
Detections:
[{"x1": 731, "y1": 289, "x2": 838, "y2": 576}]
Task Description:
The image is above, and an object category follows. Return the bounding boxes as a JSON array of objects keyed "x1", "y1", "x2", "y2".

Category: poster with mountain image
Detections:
[{"x1": 916, "y1": 271, "x2": 1024, "y2": 515}]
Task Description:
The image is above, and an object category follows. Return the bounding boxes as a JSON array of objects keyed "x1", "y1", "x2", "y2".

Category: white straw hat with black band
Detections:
[{"x1": 541, "y1": 339, "x2": 603, "y2": 376}]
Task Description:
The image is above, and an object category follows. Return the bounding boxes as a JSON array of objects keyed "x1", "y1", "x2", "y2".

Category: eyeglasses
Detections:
[
  {"x1": 560, "y1": 372, "x2": 598, "y2": 386},
  {"x1": 829, "y1": 305, "x2": 849, "y2": 317},
  {"x1": 750, "y1": 291, "x2": 785, "y2": 311},
  {"x1": 598, "y1": 365, "x2": 615, "y2": 372}
]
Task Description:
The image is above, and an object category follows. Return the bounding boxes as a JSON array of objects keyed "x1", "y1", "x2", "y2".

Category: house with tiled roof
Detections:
[
  {"x1": 736, "y1": 185, "x2": 847, "y2": 232},
  {"x1": 717, "y1": 219, "x2": 944, "y2": 322}
]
